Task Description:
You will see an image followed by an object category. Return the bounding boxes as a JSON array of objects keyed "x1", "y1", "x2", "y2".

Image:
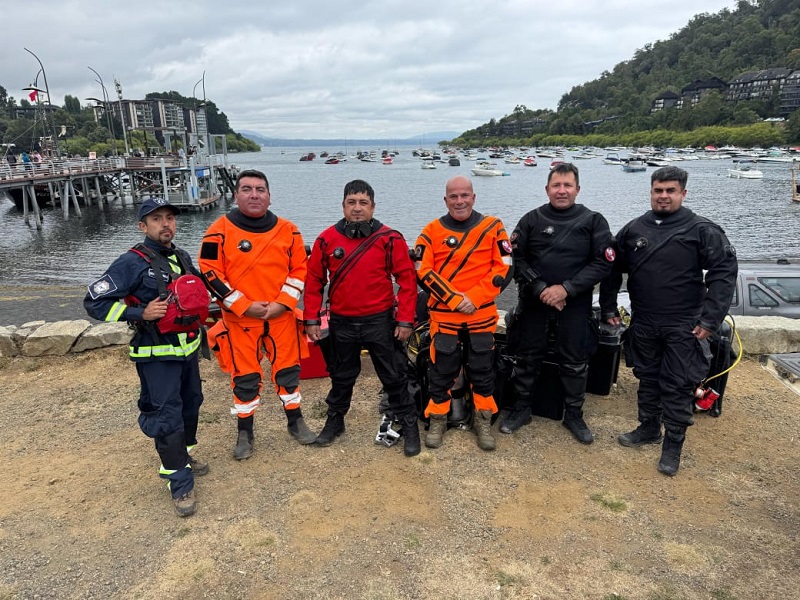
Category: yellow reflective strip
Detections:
[
  {"x1": 129, "y1": 337, "x2": 201, "y2": 358},
  {"x1": 105, "y1": 301, "x2": 127, "y2": 322}
]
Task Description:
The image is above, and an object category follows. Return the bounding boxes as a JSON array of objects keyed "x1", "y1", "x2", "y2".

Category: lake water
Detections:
[{"x1": 1, "y1": 144, "x2": 798, "y2": 286}]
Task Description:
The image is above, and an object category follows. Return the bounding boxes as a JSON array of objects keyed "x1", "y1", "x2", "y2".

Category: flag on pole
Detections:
[{"x1": 28, "y1": 89, "x2": 38, "y2": 102}]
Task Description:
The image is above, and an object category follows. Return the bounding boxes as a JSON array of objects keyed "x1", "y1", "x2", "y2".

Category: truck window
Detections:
[
  {"x1": 730, "y1": 285, "x2": 739, "y2": 308},
  {"x1": 749, "y1": 285, "x2": 779, "y2": 308},
  {"x1": 758, "y1": 277, "x2": 800, "y2": 303}
]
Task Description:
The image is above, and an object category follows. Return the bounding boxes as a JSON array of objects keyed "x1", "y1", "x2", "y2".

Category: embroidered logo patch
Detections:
[
  {"x1": 605, "y1": 247, "x2": 616, "y2": 262},
  {"x1": 87, "y1": 274, "x2": 118, "y2": 299}
]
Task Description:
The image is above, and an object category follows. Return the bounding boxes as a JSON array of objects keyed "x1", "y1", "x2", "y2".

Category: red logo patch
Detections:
[
  {"x1": 501, "y1": 240, "x2": 512, "y2": 255},
  {"x1": 605, "y1": 247, "x2": 616, "y2": 262}
]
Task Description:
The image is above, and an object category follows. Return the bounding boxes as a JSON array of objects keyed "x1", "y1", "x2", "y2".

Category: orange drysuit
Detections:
[
  {"x1": 415, "y1": 211, "x2": 512, "y2": 416},
  {"x1": 199, "y1": 210, "x2": 307, "y2": 417}
]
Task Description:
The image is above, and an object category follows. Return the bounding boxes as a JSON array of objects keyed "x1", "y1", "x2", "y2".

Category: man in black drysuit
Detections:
[
  {"x1": 502, "y1": 163, "x2": 615, "y2": 443},
  {"x1": 600, "y1": 166, "x2": 737, "y2": 476}
]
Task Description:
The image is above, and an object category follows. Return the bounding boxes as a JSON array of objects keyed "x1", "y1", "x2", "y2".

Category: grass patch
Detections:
[
  {"x1": 405, "y1": 533, "x2": 420, "y2": 549},
  {"x1": 494, "y1": 570, "x2": 520, "y2": 587},
  {"x1": 711, "y1": 590, "x2": 736, "y2": 600},
  {"x1": 647, "y1": 585, "x2": 687, "y2": 600},
  {"x1": 175, "y1": 526, "x2": 191, "y2": 538},
  {"x1": 590, "y1": 493, "x2": 627, "y2": 512},
  {"x1": 199, "y1": 412, "x2": 220, "y2": 424},
  {"x1": 255, "y1": 535, "x2": 275, "y2": 547},
  {"x1": 603, "y1": 595, "x2": 627, "y2": 600},
  {"x1": 540, "y1": 556, "x2": 551, "y2": 566},
  {"x1": 610, "y1": 560, "x2": 624, "y2": 571}
]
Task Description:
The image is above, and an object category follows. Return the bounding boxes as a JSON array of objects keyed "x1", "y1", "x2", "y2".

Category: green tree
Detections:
[{"x1": 784, "y1": 108, "x2": 800, "y2": 142}]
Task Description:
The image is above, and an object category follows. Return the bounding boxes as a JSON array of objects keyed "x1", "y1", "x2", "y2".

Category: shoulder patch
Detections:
[
  {"x1": 87, "y1": 274, "x2": 118, "y2": 300},
  {"x1": 605, "y1": 247, "x2": 616, "y2": 262},
  {"x1": 725, "y1": 244, "x2": 736, "y2": 257},
  {"x1": 413, "y1": 245, "x2": 425, "y2": 261},
  {"x1": 499, "y1": 239, "x2": 512, "y2": 256}
]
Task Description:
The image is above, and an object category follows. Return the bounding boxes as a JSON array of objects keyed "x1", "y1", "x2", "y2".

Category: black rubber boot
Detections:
[
  {"x1": 286, "y1": 408, "x2": 317, "y2": 445},
  {"x1": 618, "y1": 417, "x2": 663, "y2": 447},
  {"x1": 562, "y1": 406, "x2": 593, "y2": 444},
  {"x1": 234, "y1": 430, "x2": 254, "y2": 460},
  {"x1": 314, "y1": 412, "x2": 345, "y2": 447},
  {"x1": 658, "y1": 429, "x2": 686, "y2": 476},
  {"x1": 401, "y1": 413, "x2": 421, "y2": 457},
  {"x1": 233, "y1": 417, "x2": 254, "y2": 460}
]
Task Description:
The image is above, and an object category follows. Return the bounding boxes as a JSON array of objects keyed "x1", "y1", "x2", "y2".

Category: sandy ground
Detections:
[{"x1": 0, "y1": 346, "x2": 798, "y2": 600}]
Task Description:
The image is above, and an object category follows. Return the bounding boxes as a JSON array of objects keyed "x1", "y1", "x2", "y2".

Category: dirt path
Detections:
[{"x1": 0, "y1": 348, "x2": 798, "y2": 600}]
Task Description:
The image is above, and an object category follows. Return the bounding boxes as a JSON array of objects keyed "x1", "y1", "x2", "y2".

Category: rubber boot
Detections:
[
  {"x1": 618, "y1": 417, "x2": 662, "y2": 447},
  {"x1": 473, "y1": 409, "x2": 496, "y2": 451},
  {"x1": 233, "y1": 416, "x2": 254, "y2": 460},
  {"x1": 658, "y1": 428, "x2": 686, "y2": 476},
  {"x1": 314, "y1": 411, "x2": 345, "y2": 447},
  {"x1": 499, "y1": 399, "x2": 533, "y2": 434},
  {"x1": 286, "y1": 408, "x2": 317, "y2": 445},
  {"x1": 425, "y1": 413, "x2": 447, "y2": 449},
  {"x1": 401, "y1": 413, "x2": 421, "y2": 457},
  {"x1": 562, "y1": 406, "x2": 593, "y2": 444},
  {"x1": 234, "y1": 430, "x2": 254, "y2": 460}
]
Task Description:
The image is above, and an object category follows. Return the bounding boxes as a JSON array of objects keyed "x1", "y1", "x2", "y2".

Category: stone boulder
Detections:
[
  {"x1": 733, "y1": 316, "x2": 800, "y2": 355},
  {"x1": 73, "y1": 322, "x2": 132, "y2": 353},
  {"x1": 0, "y1": 326, "x2": 19, "y2": 357},
  {"x1": 21, "y1": 320, "x2": 91, "y2": 357}
]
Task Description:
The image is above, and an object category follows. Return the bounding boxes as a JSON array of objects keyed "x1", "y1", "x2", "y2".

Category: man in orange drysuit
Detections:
[
  {"x1": 199, "y1": 169, "x2": 316, "y2": 459},
  {"x1": 414, "y1": 175, "x2": 513, "y2": 451}
]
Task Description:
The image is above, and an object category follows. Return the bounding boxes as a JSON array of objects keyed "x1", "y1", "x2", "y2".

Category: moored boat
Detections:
[{"x1": 728, "y1": 167, "x2": 763, "y2": 179}]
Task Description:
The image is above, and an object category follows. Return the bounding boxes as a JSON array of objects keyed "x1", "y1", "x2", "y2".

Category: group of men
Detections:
[{"x1": 84, "y1": 163, "x2": 737, "y2": 518}]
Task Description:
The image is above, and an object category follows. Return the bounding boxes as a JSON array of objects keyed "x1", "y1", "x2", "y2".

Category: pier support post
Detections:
[{"x1": 24, "y1": 185, "x2": 43, "y2": 230}]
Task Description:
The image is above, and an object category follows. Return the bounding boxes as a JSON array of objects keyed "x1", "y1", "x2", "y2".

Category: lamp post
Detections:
[
  {"x1": 23, "y1": 48, "x2": 60, "y2": 158},
  {"x1": 192, "y1": 71, "x2": 208, "y2": 156},
  {"x1": 113, "y1": 78, "x2": 130, "y2": 156},
  {"x1": 87, "y1": 67, "x2": 118, "y2": 156}
]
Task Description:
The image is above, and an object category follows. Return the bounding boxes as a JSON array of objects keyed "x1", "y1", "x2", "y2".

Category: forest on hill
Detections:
[
  {"x1": 453, "y1": 0, "x2": 800, "y2": 148},
  {"x1": 0, "y1": 87, "x2": 259, "y2": 157}
]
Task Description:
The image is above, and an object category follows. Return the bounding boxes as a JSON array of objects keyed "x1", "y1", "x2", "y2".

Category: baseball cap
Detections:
[{"x1": 138, "y1": 197, "x2": 180, "y2": 221}]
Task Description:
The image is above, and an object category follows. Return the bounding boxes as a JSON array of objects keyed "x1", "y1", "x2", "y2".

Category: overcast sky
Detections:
[{"x1": 1, "y1": 0, "x2": 737, "y2": 139}]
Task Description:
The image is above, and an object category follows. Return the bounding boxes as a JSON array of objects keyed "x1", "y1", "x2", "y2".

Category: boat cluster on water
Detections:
[{"x1": 290, "y1": 143, "x2": 800, "y2": 182}]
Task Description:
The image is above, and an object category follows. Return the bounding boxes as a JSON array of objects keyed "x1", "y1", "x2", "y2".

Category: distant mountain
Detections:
[{"x1": 239, "y1": 130, "x2": 460, "y2": 147}]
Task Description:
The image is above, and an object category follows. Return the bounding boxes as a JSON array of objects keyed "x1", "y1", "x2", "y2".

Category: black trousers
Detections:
[
  {"x1": 324, "y1": 310, "x2": 413, "y2": 418},
  {"x1": 627, "y1": 318, "x2": 711, "y2": 431},
  {"x1": 510, "y1": 300, "x2": 594, "y2": 410}
]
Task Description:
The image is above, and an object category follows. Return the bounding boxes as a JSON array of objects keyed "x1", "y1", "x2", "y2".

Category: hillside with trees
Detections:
[
  {"x1": 0, "y1": 86, "x2": 259, "y2": 157},
  {"x1": 453, "y1": 0, "x2": 800, "y2": 148}
]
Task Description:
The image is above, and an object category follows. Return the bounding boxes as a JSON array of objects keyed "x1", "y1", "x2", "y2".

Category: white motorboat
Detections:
[
  {"x1": 421, "y1": 161, "x2": 436, "y2": 170},
  {"x1": 728, "y1": 167, "x2": 764, "y2": 179},
  {"x1": 602, "y1": 153, "x2": 623, "y2": 166},
  {"x1": 471, "y1": 166, "x2": 508, "y2": 177}
]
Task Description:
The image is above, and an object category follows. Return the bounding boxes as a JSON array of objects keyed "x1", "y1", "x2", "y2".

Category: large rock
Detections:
[
  {"x1": 733, "y1": 316, "x2": 800, "y2": 355},
  {"x1": 0, "y1": 326, "x2": 19, "y2": 357},
  {"x1": 73, "y1": 322, "x2": 132, "y2": 353},
  {"x1": 22, "y1": 320, "x2": 91, "y2": 356}
]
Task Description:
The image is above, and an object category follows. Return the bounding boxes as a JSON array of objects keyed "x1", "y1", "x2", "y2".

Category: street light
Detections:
[
  {"x1": 192, "y1": 71, "x2": 208, "y2": 155},
  {"x1": 113, "y1": 78, "x2": 131, "y2": 156},
  {"x1": 87, "y1": 67, "x2": 118, "y2": 156},
  {"x1": 24, "y1": 48, "x2": 60, "y2": 158}
]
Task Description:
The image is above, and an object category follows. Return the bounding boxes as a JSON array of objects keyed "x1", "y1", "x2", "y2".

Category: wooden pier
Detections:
[{"x1": 0, "y1": 155, "x2": 239, "y2": 229}]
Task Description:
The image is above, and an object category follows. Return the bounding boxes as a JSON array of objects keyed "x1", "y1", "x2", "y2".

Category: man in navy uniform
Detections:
[{"x1": 84, "y1": 198, "x2": 207, "y2": 517}]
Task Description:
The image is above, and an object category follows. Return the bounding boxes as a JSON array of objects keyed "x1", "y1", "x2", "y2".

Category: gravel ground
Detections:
[{"x1": 0, "y1": 347, "x2": 798, "y2": 599}]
